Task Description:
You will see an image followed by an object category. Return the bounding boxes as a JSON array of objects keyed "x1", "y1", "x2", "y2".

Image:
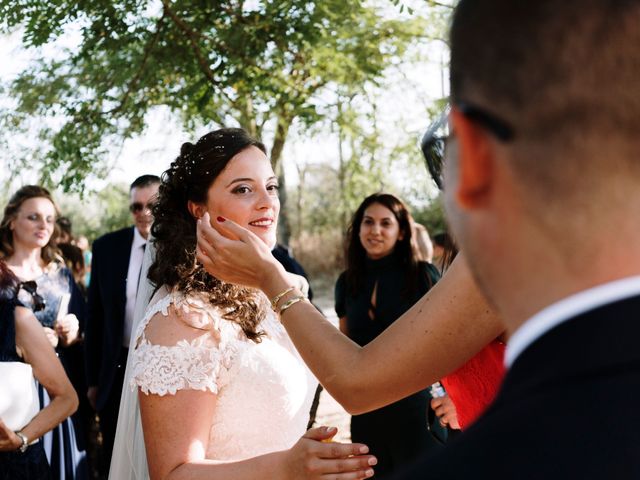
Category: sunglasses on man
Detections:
[
  {"x1": 129, "y1": 202, "x2": 156, "y2": 214},
  {"x1": 19, "y1": 280, "x2": 46, "y2": 312},
  {"x1": 420, "y1": 102, "x2": 515, "y2": 190}
]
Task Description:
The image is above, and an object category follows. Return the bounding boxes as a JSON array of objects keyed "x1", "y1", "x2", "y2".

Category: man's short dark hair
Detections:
[
  {"x1": 450, "y1": 0, "x2": 640, "y2": 195},
  {"x1": 130, "y1": 174, "x2": 161, "y2": 191}
]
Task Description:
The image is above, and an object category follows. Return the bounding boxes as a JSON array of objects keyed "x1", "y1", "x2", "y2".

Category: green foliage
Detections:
[
  {"x1": 412, "y1": 194, "x2": 447, "y2": 235},
  {"x1": 56, "y1": 182, "x2": 131, "y2": 241},
  {"x1": 0, "y1": 0, "x2": 433, "y2": 194},
  {"x1": 0, "y1": 0, "x2": 455, "y2": 255}
]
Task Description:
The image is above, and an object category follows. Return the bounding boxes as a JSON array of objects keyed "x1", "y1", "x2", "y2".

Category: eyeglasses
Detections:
[
  {"x1": 129, "y1": 202, "x2": 156, "y2": 214},
  {"x1": 420, "y1": 102, "x2": 515, "y2": 190},
  {"x1": 19, "y1": 281, "x2": 46, "y2": 312}
]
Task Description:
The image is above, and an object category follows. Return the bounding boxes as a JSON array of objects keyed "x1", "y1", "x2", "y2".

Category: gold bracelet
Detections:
[
  {"x1": 279, "y1": 295, "x2": 307, "y2": 316},
  {"x1": 270, "y1": 286, "x2": 295, "y2": 311}
]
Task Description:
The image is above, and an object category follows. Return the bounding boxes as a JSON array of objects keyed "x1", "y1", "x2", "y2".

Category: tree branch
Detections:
[
  {"x1": 161, "y1": 0, "x2": 222, "y2": 89},
  {"x1": 425, "y1": 0, "x2": 454, "y2": 9},
  {"x1": 102, "y1": 12, "x2": 166, "y2": 115}
]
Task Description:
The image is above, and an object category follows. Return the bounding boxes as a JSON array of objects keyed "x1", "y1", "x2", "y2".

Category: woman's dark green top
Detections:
[{"x1": 335, "y1": 253, "x2": 440, "y2": 348}]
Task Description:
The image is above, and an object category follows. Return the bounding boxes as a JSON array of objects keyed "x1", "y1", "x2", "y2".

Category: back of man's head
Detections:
[
  {"x1": 130, "y1": 174, "x2": 161, "y2": 191},
  {"x1": 450, "y1": 1, "x2": 640, "y2": 208}
]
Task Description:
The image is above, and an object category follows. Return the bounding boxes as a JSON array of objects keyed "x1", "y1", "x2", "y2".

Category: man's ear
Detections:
[
  {"x1": 449, "y1": 108, "x2": 495, "y2": 209},
  {"x1": 187, "y1": 201, "x2": 205, "y2": 219}
]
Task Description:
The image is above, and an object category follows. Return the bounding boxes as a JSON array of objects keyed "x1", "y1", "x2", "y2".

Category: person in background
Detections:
[
  {"x1": 75, "y1": 236, "x2": 91, "y2": 288},
  {"x1": 0, "y1": 260, "x2": 78, "y2": 479},
  {"x1": 57, "y1": 243, "x2": 86, "y2": 299},
  {"x1": 272, "y1": 244, "x2": 314, "y2": 302},
  {"x1": 0, "y1": 186, "x2": 88, "y2": 480},
  {"x1": 335, "y1": 193, "x2": 443, "y2": 477},
  {"x1": 411, "y1": 223, "x2": 434, "y2": 263},
  {"x1": 84, "y1": 174, "x2": 160, "y2": 474},
  {"x1": 431, "y1": 232, "x2": 456, "y2": 273},
  {"x1": 55, "y1": 217, "x2": 73, "y2": 245},
  {"x1": 425, "y1": 228, "x2": 504, "y2": 431},
  {"x1": 56, "y1": 217, "x2": 87, "y2": 296}
]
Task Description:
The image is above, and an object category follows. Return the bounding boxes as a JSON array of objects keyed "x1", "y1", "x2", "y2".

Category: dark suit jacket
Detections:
[
  {"x1": 394, "y1": 294, "x2": 640, "y2": 479},
  {"x1": 272, "y1": 244, "x2": 313, "y2": 301},
  {"x1": 85, "y1": 226, "x2": 134, "y2": 411}
]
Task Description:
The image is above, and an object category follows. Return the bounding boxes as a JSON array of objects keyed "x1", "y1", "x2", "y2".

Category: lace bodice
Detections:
[{"x1": 130, "y1": 289, "x2": 317, "y2": 461}]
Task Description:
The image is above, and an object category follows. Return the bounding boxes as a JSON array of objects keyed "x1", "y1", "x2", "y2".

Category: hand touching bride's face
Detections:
[{"x1": 201, "y1": 146, "x2": 280, "y2": 249}]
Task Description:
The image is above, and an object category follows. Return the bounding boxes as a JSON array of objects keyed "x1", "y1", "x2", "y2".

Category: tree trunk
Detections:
[{"x1": 271, "y1": 115, "x2": 292, "y2": 247}]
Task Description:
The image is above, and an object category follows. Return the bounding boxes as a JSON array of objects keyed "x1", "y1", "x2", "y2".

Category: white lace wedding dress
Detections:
[
  {"x1": 131, "y1": 288, "x2": 317, "y2": 461},
  {"x1": 108, "y1": 241, "x2": 317, "y2": 479}
]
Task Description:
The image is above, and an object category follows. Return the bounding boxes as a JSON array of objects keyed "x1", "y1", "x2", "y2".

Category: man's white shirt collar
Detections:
[
  {"x1": 505, "y1": 275, "x2": 640, "y2": 368},
  {"x1": 132, "y1": 227, "x2": 146, "y2": 249}
]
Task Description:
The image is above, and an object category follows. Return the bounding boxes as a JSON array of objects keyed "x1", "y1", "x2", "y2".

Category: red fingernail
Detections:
[{"x1": 217, "y1": 216, "x2": 226, "y2": 222}]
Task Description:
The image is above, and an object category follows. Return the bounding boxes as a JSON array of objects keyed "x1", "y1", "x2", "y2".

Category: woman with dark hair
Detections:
[
  {"x1": 112, "y1": 128, "x2": 376, "y2": 480},
  {"x1": 335, "y1": 193, "x2": 442, "y2": 477},
  {"x1": 0, "y1": 260, "x2": 78, "y2": 479},
  {"x1": 0, "y1": 185, "x2": 89, "y2": 480}
]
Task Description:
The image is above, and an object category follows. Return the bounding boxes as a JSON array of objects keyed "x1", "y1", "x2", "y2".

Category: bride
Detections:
[{"x1": 108, "y1": 128, "x2": 376, "y2": 480}]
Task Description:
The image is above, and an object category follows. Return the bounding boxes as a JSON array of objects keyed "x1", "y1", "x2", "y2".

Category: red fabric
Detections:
[{"x1": 441, "y1": 339, "x2": 506, "y2": 429}]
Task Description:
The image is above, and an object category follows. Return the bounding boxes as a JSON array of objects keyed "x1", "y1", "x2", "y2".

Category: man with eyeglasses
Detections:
[
  {"x1": 394, "y1": 0, "x2": 640, "y2": 478},
  {"x1": 84, "y1": 174, "x2": 160, "y2": 474}
]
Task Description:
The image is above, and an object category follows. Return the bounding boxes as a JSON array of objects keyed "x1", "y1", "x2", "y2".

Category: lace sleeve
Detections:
[{"x1": 130, "y1": 294, "x2": 235, "y2": 396}]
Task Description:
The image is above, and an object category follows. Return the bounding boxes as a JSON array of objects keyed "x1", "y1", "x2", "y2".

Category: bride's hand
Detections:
[
  {"x1": 282, "y1": 426, "x2": 376, "y2": 479},
  {"x1": 196, "y1": 212, "x2": 285, "y2": 291}
]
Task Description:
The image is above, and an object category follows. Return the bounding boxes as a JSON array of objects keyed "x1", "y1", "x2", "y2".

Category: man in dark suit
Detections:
[
  {"x1": 85, "y1": 174, "x2": 160, "y2": 471},
  {"x1": 271, "y1": 243, "x2": 313, "y2": 301},
  {"x1": 397, "y1": 1, "x2": 640, "y2": 478}
]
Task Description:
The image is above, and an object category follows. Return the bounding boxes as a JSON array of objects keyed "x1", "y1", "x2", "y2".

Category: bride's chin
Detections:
[{"x1": 255, "y1": 233, "x2": 277, "y2": 250}]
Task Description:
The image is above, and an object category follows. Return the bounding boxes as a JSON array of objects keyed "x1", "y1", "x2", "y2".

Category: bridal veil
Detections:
[{"x1": 108, "y1": 240, "x2": 156, "y2": 479}]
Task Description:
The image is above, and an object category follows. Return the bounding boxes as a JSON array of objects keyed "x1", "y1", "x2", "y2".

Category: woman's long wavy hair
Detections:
[
  {"x1": 0, "y1": 260, "x2": 20, "y2": 302},
  {"x1": 0, "y1": 185, "x2": 62, "y2": 265},
  {"x1": 345, "y1": 193, "x2": 424, "y2": 298},
  {"x1": 149, "y1": 128, "x2": 268, "y2": 342}
]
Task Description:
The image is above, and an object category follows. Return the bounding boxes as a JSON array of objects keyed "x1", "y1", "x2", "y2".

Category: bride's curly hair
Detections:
[{"x1": 149, "y1": 128, "x2": 268, "y2": 342}]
